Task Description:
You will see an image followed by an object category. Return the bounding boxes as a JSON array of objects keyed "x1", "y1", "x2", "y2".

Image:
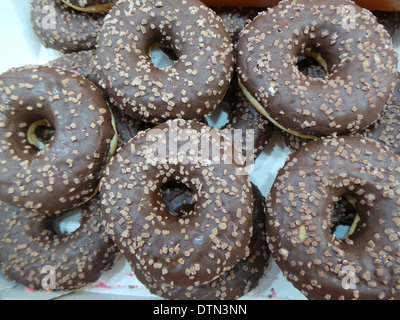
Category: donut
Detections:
[
  {"x1": 284, "y1": 104, "x2": 400, "y2": 154},
  {"x1": 31, "y1": 0, "x2": 105, "y2": 53},
  {"x1": 100, "y1": 119, "x2": 254, "y2": 287},
  {"x1": 0, "y1": 65, "x2": 117, "y2": 214},
  {"x1": 266, "y1": 136, "x2": 400, "y2": 300},
  {"x1": 134, "y1": 184, "x2": 270, "y2": 300},
  {"x1": 96, "y1": 0, "x2": 235, "y2": 124},
  {"x1": 0, "y1": 196, "x2": 117, "y2": 291},
  {"x1": 236, "y1": 0, "x2": 398, "y2": 139},
  {"x1": 61, "y1": 0, "x2": 116, "y2": 13},
  {"x1": 357, "y1": 75, "x2": 400, "y2": 155}
]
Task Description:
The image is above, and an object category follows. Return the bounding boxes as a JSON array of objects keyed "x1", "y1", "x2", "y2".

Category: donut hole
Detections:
[
  {"x1": 51, "y1": 208, "x2": 83, "y2": 235},
  {"x1": 27, "y1": 119, "x2": 55, "y2": 151},
  {"x1": 205, "y1": 98, "x2": 231, "y2": 128},
  {"x1": 160, "y1": 180, "x2": 196, "y2": 217},
  {"x1": 330, "y1": 195, "x2": 362, "y2": 240},
  {"x1": 149, "y1": 43, "x2": 179, "y2": 69},
  {"x1": 297, "y1": 54, "x2": 328, "y2": 79},
  {"x1": 295, "y1": 45, "x2": 338, "y2": 80}
]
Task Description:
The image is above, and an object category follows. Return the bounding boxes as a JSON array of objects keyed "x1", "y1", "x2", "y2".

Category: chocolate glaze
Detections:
[
  {"x1": 31, "y1": 0, "x2": 105, "y2": 53},
  {"x1": 96, "y1": 0, "x2": 235, "y2": 124},
  {"x1": 236, "y1": 0, "x2": 398, "y2": 137},
  {"x1": 0, "y1": 65, "x2": 115, "y2": 214},
  {"x1": 135, "y1": 184, "x2": 270, "y2": 300},
  {"x1": 0, "y1": 196, "x2": 117, "y2": 290},
  {"x1": 100, "y1": 119, "x2": 254, "y2": 287},
  {"x1": 266, "y1": 136, "x2": 400, "y2": 300},
  {"x1": 360, "y1": 75, "x2": 400, "y2": 155},
  {"x1": 284, "y1": 104, "x2": 400, "y2": 155}
]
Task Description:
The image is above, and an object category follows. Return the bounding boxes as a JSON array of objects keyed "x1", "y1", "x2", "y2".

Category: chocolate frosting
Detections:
[
  {"x1": 0, "y1": 65, "x2": 116, "y2": 214},
  {"x1": 31, "y1": 0, "x2": 105, "y2": 53},
  {"x1": 135, "y1": 184, "x2": 270, "y2": 300},
  {"x1": 100, "y1": 119, "x2": 254, "y2": 287},
  {"x1": 266, "y1": 136, "x2": 400, "y2": 299},
  {"x1": 96, "y1": 0, "x2": 235, "y2": 123},
  {"x1": 236, "y1": 0, "x2": 398, "y2": 137},
  {"x1": 0, "y1": 196, "x2": 117, "y2": 290}
]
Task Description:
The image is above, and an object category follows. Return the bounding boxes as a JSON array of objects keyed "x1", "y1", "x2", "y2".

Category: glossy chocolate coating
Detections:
[
  {"x1": 236, "y1": 0, "x2": 398, "y2": 137},
  {"x1": 48, "y1": 50, "x2": 153, "y2": 150},
  {"x1": 96, "y1": 0, "x2": 234, "y2": 123},
  {"x1": 135, "y1": 184, "x2": 270, "y2": 300},
  {"x1": 283, "y1": 75, "x2": 400, "y2": 155},
  {"x1": 0, "y1": 65, "x2": 115, "y2": 214},
  {"x1": 0, "y1": 196, "x2": 117, "y2": 290},
  {"x1": 31, "y1": 0, "x2": 104, "y2": 53},
  {"x1": 266, "y1": 136, "x2": 400, "y2": 300},
  {"x1": 100, "y1": 119, "x2": 254, "y2": 287}
]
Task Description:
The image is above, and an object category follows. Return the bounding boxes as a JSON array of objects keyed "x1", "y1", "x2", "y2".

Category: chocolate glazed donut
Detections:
[
  {"x1": 236, "y1": 0, "x2": 398, "y2": 138},
  {"x1": 100, "y1": 119, "x2": 254, "y2": 287},
  {"x1": 31, "y1": 0, "x2": 105, "y2": 53},
  {"x1": 96, "y1": 0, "x2": 235, "y2": 124},
  {"x1": 0, "y1": 65, "x2": 117, "y2": 214},
  {"x1": 135, "y1": 184, "x2": 270, "y2": 300},
  {"x1": 266, "y1": 136, "x2": 400, "y2": 300},
  {"x1": 0, "y1": 196, "x2": 117, "y2": 291}
]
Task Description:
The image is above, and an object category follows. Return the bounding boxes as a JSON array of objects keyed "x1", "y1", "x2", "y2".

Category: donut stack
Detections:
[
  {"x1": 0, "y1": 0, "x2": 274, "y2": 299},
  {"x1": 234, "y1": 0, "x2": 400, "y2": 300},
  {"x1": 0, "y1": 0, "x2": 400, "y2": 300},
  {"x1": 0, "y1": 64, "x2": 119, "y2": 290}
]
